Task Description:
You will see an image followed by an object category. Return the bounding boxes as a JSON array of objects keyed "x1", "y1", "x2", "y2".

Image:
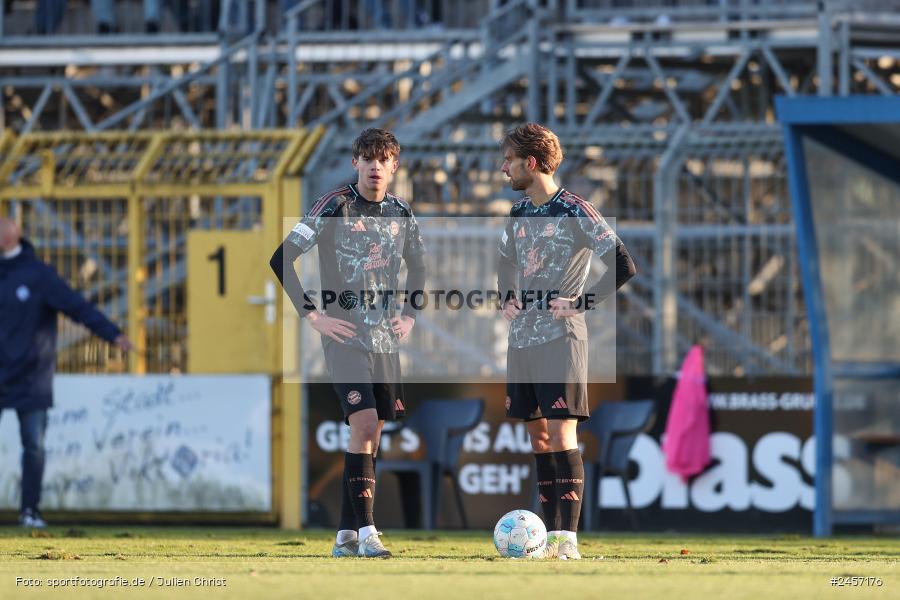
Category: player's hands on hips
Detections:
[
  {"x1": 307, "y1": 311, "x2": 356, "y2": 342},
  {"x1": 549, "y1": 297, "x2": 580, "y2": 320},
  {"x1": 114, "y1": 335, "x2": 134, "y2": 352},
  {"x1": 391, "y1": 315, "x2": 415, "y2": 340},
  {"x1": 501, "y1": 298, "x2": 522, "y2": 322}
]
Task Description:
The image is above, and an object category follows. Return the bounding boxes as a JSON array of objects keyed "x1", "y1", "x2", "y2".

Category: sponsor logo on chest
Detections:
[
  {"x1": 364, "y1": 242, "x2": 389, "y2": 271},
  {"x1": 523, "y1": 248, "x2": 545, "y2": 278}
]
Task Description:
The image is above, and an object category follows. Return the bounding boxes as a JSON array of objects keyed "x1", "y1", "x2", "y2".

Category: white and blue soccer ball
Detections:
[{"x1": 493, "y1": 509, "x2": 547, "y2": 558}]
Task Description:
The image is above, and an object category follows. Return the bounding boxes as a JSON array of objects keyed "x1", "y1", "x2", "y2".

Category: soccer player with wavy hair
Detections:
[{"x1": 497, "y1": 123, "x2": 636, "y2": 559}]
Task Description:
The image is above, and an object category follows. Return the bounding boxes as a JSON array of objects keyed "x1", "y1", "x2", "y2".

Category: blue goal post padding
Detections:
[{"x1": 776, "y1": 95, "x2": 900, "y2": 537}]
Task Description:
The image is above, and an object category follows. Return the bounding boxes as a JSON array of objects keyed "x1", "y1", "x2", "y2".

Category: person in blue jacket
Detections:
[{"x1": 0, "y1": 218, "x2": 132, "y2": 528}]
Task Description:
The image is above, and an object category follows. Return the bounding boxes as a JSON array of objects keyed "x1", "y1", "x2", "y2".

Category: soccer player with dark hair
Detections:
[
  {"x1": 270, "y1": 128, "x2": 426, "y2": 558},
  {"x1": 497, "y1": 123, "x2": 636, "y2": 559}
]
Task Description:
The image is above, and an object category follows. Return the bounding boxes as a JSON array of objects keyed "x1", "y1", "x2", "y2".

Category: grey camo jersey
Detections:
[
  {"x1": 497, "y1": 188, "x2": 618, "y2": 349},
  {"x1": 286, "y1": 184, "x2": 426, "y2": 354}
]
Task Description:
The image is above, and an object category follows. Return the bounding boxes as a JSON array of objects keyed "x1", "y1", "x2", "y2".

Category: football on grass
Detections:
[{"x1": 493, "y1": 509, "x2": 547, "y2": 558}]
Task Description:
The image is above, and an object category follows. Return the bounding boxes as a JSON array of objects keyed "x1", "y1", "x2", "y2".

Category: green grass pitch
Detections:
[{"x1": 0, "y1": 527, "x2": 897, "y2": 599}]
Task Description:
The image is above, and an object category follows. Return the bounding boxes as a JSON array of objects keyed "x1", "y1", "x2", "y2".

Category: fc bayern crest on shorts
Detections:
[{"x1": 347, "y1": 390, "x2": 362, "y2": 405}]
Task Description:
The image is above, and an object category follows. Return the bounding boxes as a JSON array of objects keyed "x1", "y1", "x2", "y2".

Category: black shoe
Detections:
[
  {"x1": 146, "y1": 21, "x2": 159, "y2": 34},
  {"x1": 97, "y1": 22, "x2": 112, "y2": 34}
]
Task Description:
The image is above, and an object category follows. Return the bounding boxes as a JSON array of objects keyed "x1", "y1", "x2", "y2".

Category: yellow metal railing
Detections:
[
  {"x1": 0, "y1": 127, "x2": 325, "y2": 528},
  {"x1": 0, "y1": 129, "x2": 319, "y2": 372}
]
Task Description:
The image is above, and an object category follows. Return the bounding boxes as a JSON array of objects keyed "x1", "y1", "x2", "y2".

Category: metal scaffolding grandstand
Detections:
[{"x1": 3, "y1": 0, "x2": 900, "y2": 376}]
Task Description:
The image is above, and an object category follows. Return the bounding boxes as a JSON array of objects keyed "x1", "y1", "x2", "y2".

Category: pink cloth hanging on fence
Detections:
[{"x1": 662, "y1": 345, "x2": 711, "y2": 482}]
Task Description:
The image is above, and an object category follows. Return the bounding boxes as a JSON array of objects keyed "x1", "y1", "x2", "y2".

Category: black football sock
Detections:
[
  {"x1": 337, "y1": 467, "x2": 357, "y2": 533},
  {"x1": 534, "y1": 452, "x2": 561, "y2": 531},
  {"x1": 554, "y1": 449, "x2": 585, "y2": 533},
  {"x1": 345, "y1": 452, "x2": 376, "y2": 527},
  {"x1": 371, "y1": 455, "x2": 379, "y2": 523}
]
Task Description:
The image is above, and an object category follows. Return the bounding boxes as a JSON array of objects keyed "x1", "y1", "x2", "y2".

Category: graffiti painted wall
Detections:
[{"x1": 0, "y1": 375, "x2": 271, "y2": 512}]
